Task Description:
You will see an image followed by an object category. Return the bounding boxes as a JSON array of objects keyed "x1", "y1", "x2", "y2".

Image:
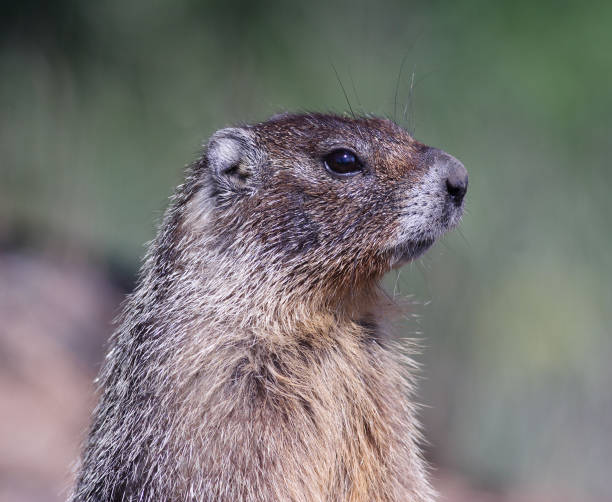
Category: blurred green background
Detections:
[{"x1": 1, "y1": 0, "x2": 611, "y2": 501}]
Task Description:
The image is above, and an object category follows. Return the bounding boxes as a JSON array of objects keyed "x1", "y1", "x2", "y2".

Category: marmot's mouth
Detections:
[{"x1": 390, "y1": 237, "x2": 436, "y2": 268}]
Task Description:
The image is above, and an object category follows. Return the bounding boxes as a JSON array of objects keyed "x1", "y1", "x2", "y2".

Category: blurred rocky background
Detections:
[{"x1": 1, "y1": 1, "x2": 610, "y2": 501}]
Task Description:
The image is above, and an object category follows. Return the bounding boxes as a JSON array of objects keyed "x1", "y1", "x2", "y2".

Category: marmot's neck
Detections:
[{"x1": 141, "y1": 220, "x2": 385, "y2": 343}]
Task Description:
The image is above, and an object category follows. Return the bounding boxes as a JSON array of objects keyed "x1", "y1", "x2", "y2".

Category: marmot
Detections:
[{"x1": 70, "y1": 113, "x2": 467, "y2": 502}]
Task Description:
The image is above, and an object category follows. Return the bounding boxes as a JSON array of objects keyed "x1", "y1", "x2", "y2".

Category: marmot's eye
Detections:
[{"x1": 323, "y1": 149, "x2": 363, "y2": 177}]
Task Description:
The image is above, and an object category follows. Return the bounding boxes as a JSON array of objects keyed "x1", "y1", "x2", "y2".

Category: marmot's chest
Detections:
[{"x1": 233, "y1": 346, "x2": 405, "y2": 501}]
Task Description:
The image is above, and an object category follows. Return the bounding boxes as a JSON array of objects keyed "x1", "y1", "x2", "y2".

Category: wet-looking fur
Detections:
[{"x1": 70, "y1": 113, "x2": 467, "y2": 502}]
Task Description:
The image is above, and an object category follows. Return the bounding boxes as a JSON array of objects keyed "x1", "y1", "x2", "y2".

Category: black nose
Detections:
[{"x1": 439, "y1": 153, "x2": 468, "y2": 204}]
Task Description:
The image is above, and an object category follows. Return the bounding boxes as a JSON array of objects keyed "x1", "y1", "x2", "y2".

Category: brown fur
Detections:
[{"x1": 70, "y1": 113, "x2": 466, "y2": 502}]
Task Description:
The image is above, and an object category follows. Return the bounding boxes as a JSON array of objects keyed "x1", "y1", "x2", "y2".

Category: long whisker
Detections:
[
  {"x1": 394, "y1": 54, "x2": 409, "y2": 123},
  {"x1": 348, "y1": 67, "x2": 363, "y2": 111},
  {"x1": 331, "y1": 63, "x2": 356, "y2": 119},
  {"x1": 403, "y1": 67, "x2": 416, "y2": 135}
]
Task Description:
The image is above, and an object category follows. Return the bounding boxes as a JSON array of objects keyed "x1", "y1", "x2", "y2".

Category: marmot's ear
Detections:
[{"x1": 206, "y1": 127, "x2": 256, "y2": 189}]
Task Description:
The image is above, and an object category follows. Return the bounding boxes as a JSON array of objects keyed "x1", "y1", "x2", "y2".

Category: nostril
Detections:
[
  {"x1": 446, "y1": 177, "x2": 466, "y2": 199},
  {"x1": 445, "y1": 167, "x2": 468, "y2": 203},
  {"x1": 425, "y1": 148, "x2": 468, "y2": 204}
]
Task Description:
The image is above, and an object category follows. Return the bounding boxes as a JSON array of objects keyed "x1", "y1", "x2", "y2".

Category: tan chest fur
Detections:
[{"x1": 164, "y1": 313, "x2": 431, "y2": 502}]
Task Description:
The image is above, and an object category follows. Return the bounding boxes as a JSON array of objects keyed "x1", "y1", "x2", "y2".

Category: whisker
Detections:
[
  {"x1": 403, "y1": 67, "x2": 417, "y2": 135},
  {"x1": 331, "y1": 63, "x2": 356, "y2": 119},
  {"x1": 456, "y1": 226, "x2": 472, "y2": 250},
  {"x1": 394, "y1": 54, "x2": 409, "y2": 123},
  {"x1": 348, "y1": 67, "x2": 363, "y2": 111}
]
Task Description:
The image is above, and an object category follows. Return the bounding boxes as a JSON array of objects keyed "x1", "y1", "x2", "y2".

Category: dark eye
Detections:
[{"x1": 323, "y1": 149, "x2": 363, "y2": 177}]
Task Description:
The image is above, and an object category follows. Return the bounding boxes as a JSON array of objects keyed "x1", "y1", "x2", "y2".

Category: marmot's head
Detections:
[{"x1": 190, "y1": 113, "x2": 467, "y2": 300}]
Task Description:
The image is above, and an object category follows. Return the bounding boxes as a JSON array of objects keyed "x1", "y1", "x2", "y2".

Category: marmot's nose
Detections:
[{"x1": 436, "y1": 152, "x2": 468, "y2": 205}]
